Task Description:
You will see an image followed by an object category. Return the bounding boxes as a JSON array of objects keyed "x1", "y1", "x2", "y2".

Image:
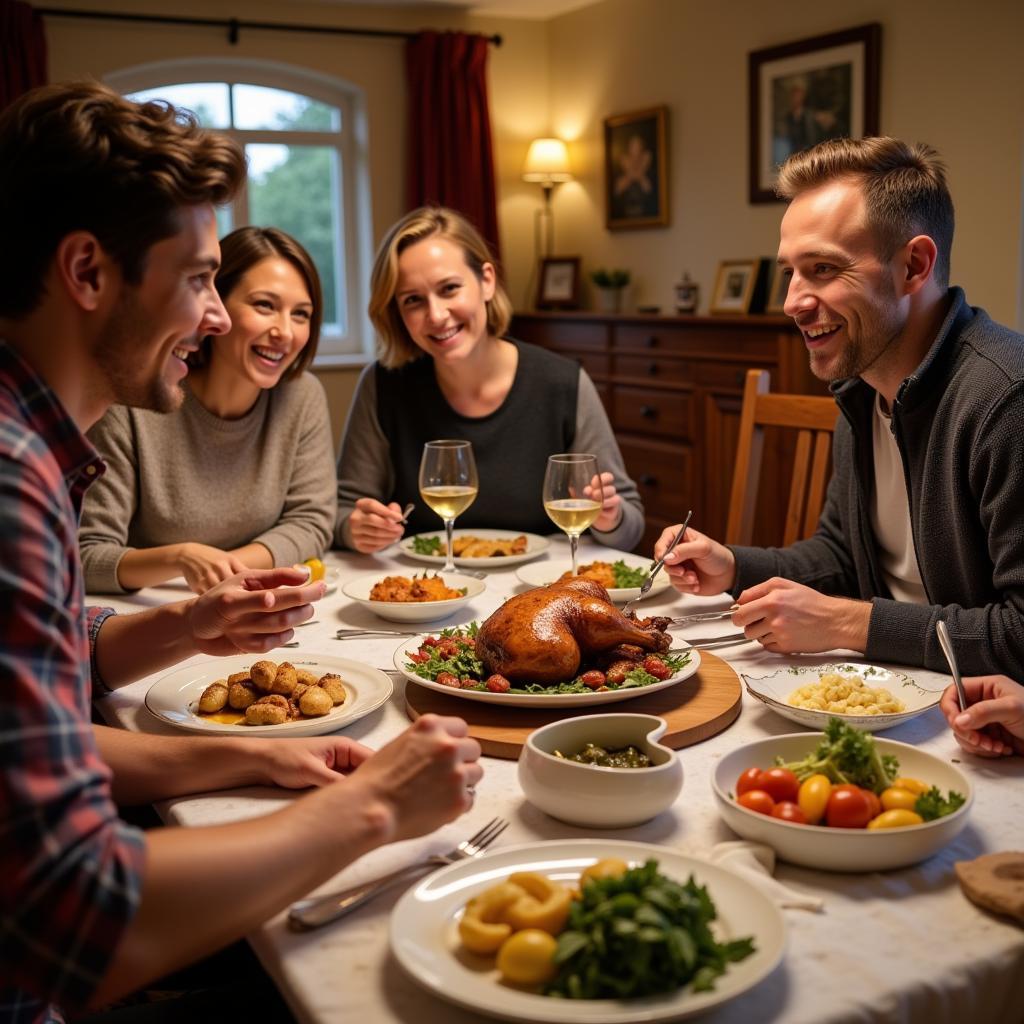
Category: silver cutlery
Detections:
[
  {"x1": 335, "y1": 628, "x2": 421, "y2": 639},
  {"x1": 620, "y1": 509, "x2": 692, "y2": 616},
  {"x1": 281, "y1": 641, "x2": 300, "y2": 648},
  {"x1": 287, "y1": 816, "x2": 509, "y2": 931},
  {"x1": 682, "y1": 631, "x2": 751, "y2": 649},
  {"x1": 670, "y1": 608, "x2": 737, "y2": 626},
  {"x1": 397, "y1": 502, "x2": 416, "y2": 525},
  {"x1": 936, "y1": 620, "x2": 969, "y2": 713},
  {"x1": 456, "y1": 567, "x2": 488, "y2": 580}
]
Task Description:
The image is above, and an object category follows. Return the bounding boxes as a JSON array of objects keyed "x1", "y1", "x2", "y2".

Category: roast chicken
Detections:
[{"x1": 476, "y1": 577, "x2": 671, "y2": 684}]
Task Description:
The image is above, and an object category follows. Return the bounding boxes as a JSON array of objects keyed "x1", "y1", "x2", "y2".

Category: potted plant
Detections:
[{"x1": 590, "y1": 268, "x2": 631, "y2": 313}]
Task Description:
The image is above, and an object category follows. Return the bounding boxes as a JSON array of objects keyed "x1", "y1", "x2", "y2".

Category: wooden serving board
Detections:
[{"x1": 404, "y1": 650, "x2": 742, "y2": 759}]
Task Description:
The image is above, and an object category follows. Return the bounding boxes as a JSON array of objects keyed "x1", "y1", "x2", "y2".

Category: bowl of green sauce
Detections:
[{"x1": 519, "y1": 714, "x2": 683, "y2": 828}]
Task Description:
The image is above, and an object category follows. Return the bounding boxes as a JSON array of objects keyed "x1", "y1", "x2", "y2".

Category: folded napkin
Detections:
[{"x1": 709, "y1": 841, "x2": 825, "y2": 912}]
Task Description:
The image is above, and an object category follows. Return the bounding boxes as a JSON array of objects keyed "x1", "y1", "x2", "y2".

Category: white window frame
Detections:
[{"x1": 106, "y1": 57, "x2": 374, "y2": 364}]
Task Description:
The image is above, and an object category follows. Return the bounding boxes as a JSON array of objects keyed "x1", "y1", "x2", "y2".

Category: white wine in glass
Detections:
[
  {"x1": 543, "y1": 453, "x2": 603, "y2": 577},
  {"x1": 419, "y1": 440, "x2": 479, "y2": 572}
]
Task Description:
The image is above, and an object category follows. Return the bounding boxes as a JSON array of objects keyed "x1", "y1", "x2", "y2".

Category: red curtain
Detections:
[
  {"x1": 406, "y1": 31, "x2": 500, "y2": 258},
  {"x1": 1, "y1": 0, "x2": 47, "y2": 110}
]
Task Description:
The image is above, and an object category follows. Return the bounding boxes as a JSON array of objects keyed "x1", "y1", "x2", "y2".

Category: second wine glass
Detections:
[
  {"x1": 419, "y1": 440, "x2": 479, "y2": 573},
  {"x1": 543, "y1": 453, "x2": 603, "y2": 577}
]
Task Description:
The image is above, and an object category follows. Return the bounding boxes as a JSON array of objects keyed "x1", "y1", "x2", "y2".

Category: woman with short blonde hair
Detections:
[{"x1": 335, "y1": 205, "x2": 644, "y2": 554}]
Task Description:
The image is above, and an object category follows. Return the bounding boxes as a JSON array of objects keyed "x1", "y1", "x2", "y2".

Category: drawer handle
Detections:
[
  {"x1": 639, "y1": 473, "x2": 658, "y2": 486},
  {"x1": 645, "y1": 335, "x2": 658, "y2": 348},
  {"x1": 640, "y1": 405, "x2": 658, "y2": 419},
  {"x1": 647, "y1": 362, "x2": 658, "y2": 375}
]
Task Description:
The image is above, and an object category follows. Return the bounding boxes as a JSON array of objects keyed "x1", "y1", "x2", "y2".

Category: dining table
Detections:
[{"x1": 90, "y1": 537, "x2": 1024, "y2": 1024}]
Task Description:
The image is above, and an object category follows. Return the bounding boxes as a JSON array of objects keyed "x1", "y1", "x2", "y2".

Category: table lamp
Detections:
[{"x1": 522, "y1": 137, "x2": 572, "y2": 256}]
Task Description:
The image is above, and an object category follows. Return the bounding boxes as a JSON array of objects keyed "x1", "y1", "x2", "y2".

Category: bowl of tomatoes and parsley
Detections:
[{"x1": 711, "y1": 720, "x2": 972, "y2": 872}]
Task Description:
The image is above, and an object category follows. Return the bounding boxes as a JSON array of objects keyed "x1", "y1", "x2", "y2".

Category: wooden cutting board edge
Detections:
[{"x1": 404, "y1": 649, "x2": 742, "y2": 759}]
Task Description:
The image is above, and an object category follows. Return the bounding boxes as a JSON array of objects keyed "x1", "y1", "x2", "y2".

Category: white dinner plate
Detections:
[
  {"x1": 400, "y1": 529, "x2": 550, "y2": 568},
  {"x1": 741, "y1": 662, "x2": 944, "y2": 732},
  {"x1": 390, "y1": 838, "x2": 785, "y2": 1024},
  {"x1": 145, "y1": 652, "x2": 393, "y2": 737},
  {"x1": 341, "y1": 571, "x2": 486, "y2": 623},
  {"x1": 395, "y1": 638, "x2": 699, "y2": 707},
  {"x1": 516, "y1": 557, "x2": 673, "y2": 603}
]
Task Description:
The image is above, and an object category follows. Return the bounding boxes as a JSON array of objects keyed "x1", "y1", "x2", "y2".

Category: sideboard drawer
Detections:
[
  {"x1": 570, "y1": 351, "x2": 611, "y2": 379},
  {"x1": 612, "y1": 385, "x2": 693, "y2": 439},
  {"x1": 516, "y1": 320, "x2": 609, "y2": 351},
  {"x1": 614, "y1": 324, "x2": 692, "y2": 353},
  {"x1": 618, "y1": 438, "x2": 692, "y2": 520},
  {"x1": 614, "y1": 354, "x2": 692, "y2": 383}
]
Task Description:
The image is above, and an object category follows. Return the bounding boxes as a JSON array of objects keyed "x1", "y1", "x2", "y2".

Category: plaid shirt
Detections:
[{"x1": 0, "y1": 341, "x2": 145, "y2": 1024}]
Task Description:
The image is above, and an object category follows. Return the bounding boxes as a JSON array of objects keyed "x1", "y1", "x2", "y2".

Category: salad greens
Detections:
[
  {"x1": 547, "y1": 859, "x2": 755, "y2": 999},
  {"x1": 610, "y1": 560, "x2": 654, "y2": 588},
  {"x1": 775, "y1": 717, "x2": 899, "y2": 794},
  {"x1": 915, "y1": 786, "x2": 967, "y2": 821},
  {"x1": 411, "y1": 535, "x2": 443, "y2": 555}
]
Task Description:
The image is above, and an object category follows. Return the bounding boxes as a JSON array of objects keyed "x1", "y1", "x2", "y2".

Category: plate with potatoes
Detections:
[
  {"x1": 741, "y1": 662, "x2": 944, "y2": 732},
  {"x1": 145, "y1": 653, "x2": 393, "y2": 736}
]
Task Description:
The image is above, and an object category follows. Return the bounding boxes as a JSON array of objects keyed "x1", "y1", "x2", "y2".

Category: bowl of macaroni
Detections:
[{"x1": 741, "y1": 662, "x2": 944, "y2": 732}]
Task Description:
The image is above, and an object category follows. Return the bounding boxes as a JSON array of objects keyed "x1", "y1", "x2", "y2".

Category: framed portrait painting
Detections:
[
  {"x1": 536, "y1": 256, "x2": 581, "y2": 310},
  {"x1": 604, "y1": 106, "x2": 669, "y2": 229},
  {"x1": 765, "y1": 262, "x2": 791, "y2": 313},
  {"x1": 710, "y1": 260, "x2": 759, "y2": 315},
  {"x1": 748, "y1": 23, "x2": 881, "y2": 203}
]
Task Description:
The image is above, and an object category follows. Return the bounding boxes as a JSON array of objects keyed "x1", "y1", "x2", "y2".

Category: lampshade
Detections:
[{"x1": 522, "y1": 137, "x2": 572, "y2": 185}]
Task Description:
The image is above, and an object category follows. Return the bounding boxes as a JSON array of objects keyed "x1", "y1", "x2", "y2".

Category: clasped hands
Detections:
[{"x1": 653, "y1": 523, "x2": 870, "y2": 654}]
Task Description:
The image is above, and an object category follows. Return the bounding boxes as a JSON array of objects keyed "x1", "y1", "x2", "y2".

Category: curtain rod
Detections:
[{"x1": 36, "y1": 7, "x2": 503, "y2": 47}]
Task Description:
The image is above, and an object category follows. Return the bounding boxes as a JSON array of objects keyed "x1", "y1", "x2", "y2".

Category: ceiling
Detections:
[{"x1": 295, "y1": 0, "x2": 599, "y2": 20}]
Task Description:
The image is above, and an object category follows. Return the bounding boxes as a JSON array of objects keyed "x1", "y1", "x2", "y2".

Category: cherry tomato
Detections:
[
  {"x1": 797, "y1": 774, "x2": 832, "y2": 825},
  {"x1": 770, "y1": 801, "x2": 808, "y2": 824},
  {"x1": 642, "y1": 656, "x2": 672, "y2": 680},
  {"x1": 892, "y1": 776, "x2": 928, "y2": 795},
  {"x1": 436, "y1": 672, "x2": 460, "y2": 688},
  {"x1": 755, "y1": 767, "x2": 800, "y2": 803},
  {"x1": 863, "y1": 789, "x2": 882, "y2": 819},
  {"x1": 825, "y1": 785, "x2": 874, "y2": 829},
  {"x1": 579, "y1": 670, "x2": 607, "y2": 689},
  {"x1": 736, "y1": 768, "x2": 764, "y2": 796},
  {"x1": 881, "y1": 787, "x2": 920, "y2": 812},
  {"x1": 485, "y1": 674, "x2": 511, "y2": 693},
  {"x1": 867, "y1": 809, "x2": 924, "y2": 830},
  {"x1": 737, "y1": 789, "x2": 776, "y2": 815}
]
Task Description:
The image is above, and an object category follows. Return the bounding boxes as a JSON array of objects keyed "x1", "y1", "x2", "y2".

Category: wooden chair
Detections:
[{"x1": 725, "y1": 369, "x2": 840, "y2": 547}]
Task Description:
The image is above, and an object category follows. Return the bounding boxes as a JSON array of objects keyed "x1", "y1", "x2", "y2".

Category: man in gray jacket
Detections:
[{"x1": 656, "y1": 136, "x2": 1024, "y2": 677}]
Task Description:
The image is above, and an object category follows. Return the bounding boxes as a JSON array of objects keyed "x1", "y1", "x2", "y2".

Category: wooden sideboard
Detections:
[{"x1": 511, "y1": 311, "x2": 829, "y2": 555}]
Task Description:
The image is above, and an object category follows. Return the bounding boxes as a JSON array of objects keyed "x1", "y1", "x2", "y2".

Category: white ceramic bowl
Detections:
[
  {"x1": 519, "y1": 714, "x2": 683, "y2": 828},
  {"x1": 741, "y1": 662, "x2": 943, "y2": 732},
  {"x1": 712, "y1": 732, "x2": 972, "y2": 872},
  {"x1": 516, "y1": 558, "x2": 672, "y2": 603},
  {"x1": 341, "y1": 571, "x2": 485, "y2": 623}
]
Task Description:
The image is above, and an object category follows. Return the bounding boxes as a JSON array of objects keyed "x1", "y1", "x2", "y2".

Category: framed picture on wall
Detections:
[
  {"x1": 749, "y1": 23, "x2": 881, "y2": 203},
  {"x1": 710, "y1": 260, "x2": 759, "y2": 315},
  {"x1": 603, "y1": 106, "x2": 669, "y2": 229},
  {"x1": 536, "y1": 256, "x2": 581, "y2": 309}
]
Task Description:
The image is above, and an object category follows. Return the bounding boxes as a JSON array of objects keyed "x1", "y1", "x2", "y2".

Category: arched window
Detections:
[{"x1": 107, "y1": 60, "x2": 373, "y2": 361}]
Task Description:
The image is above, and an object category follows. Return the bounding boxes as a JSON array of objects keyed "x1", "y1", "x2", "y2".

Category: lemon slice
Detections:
[{"x1": 302, "y1": 558, "x2": 325, "y2": 582}]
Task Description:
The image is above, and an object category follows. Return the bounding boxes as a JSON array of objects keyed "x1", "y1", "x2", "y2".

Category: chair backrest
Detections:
[{"x1": 725, "y1": 368, "x2": 840, "y2": 547}]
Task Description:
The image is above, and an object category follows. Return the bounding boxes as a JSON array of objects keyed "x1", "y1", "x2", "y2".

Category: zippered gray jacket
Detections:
[{"x1": 731, "y1": 288, "x2": 1024, "y2": 675}]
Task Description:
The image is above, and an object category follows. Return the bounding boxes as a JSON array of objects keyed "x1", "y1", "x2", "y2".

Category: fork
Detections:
[
  {"x1": 620, "y1": 509, "x2": 693, "y2": 616},
  {"x1": 287, "y1": 817, "x2": 509, "y2": 931},
  {"x1": 455, "y1": 567, "x2": 488, "y2": 580},
  {"x1": 335, "y1": 628, "x2": 421, "y2": 639}
]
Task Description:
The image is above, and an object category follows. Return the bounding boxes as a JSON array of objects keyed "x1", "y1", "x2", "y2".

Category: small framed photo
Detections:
[
  {"x1": 710, "y1": 260, "x2": 759, "y2": 315},
  {"x1": 765, "y1": 262, "x2": 791, "y2": 313},
  {"x1": 536, "y1": 256, "x2": 581, "y2": 309},
  {"x1": 749, "y1": 23, "x2": 881, "y2": 203},
  {"x1": 604, "y1": 106, "x2": 669, "y2": 229}
]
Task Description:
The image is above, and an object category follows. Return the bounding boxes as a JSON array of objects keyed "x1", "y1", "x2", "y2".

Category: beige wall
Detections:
[
  {"x1": 41, "y1": 0, "x2": 1024, "y2": 439},
  {"x1": 543, "y1": 0, "x2": 1024, "y2": 326}
]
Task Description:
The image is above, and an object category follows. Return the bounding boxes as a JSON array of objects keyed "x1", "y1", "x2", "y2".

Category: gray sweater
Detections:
[
  {"x1": 79, "y1": 373, "x2": 337, "y2": 593},
  {"x1": 334, "y1": 347, "x2": 645, "y2": 552},
  {"x1": 732, "y1": 288, "x2": 1024, "y2": 676}
]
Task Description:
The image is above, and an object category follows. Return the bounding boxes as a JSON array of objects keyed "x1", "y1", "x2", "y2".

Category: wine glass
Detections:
[
  {"x1": 419, "y1": 440, "x2": 479, "y2": 573},
  {"x1": 543, "y1": 453, "x2": 603, "y2": 577}
]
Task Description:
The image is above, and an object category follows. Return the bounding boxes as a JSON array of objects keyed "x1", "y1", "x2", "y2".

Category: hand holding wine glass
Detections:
[
  {"x1": 543, "y1": 453, "x2": 603, "y2": 576},
  {"x1": 419, "y1": 440, "x2": 478, "y2": 573}
]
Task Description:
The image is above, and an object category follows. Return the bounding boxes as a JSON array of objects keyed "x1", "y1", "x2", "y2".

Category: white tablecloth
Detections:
[{"x1": 91, "y1": 539, "x2": 1024, "y2": 1024}]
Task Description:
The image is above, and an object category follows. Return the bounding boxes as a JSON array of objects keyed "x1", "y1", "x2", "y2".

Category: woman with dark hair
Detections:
[
  {"x1": 80, "y1": 226, "x2": 336, "y2": 593},
  {"x1": 335, "y1": 206, "x2": 643, "y2": 553}
]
